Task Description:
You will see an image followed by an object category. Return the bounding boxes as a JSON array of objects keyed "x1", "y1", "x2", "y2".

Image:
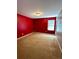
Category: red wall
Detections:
[
  {"x1": 32, "y1": 17, "x2": 56, "y2": 34},
  {"x1": 17, "y1": 14, "x2": 33, "y2": 38},
  {"x1": 17, "y1": 14, "x2": 56, "y2": 38}
]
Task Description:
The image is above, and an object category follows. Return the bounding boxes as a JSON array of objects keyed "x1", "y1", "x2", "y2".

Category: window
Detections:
[{"x1": 48, "y1": 20, "x2": 55, "y2": 31}]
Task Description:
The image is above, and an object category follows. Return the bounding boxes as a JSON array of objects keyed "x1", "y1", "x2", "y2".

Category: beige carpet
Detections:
[{"x1": 17, "y1": 32, "x2": 62, "y2": 59}]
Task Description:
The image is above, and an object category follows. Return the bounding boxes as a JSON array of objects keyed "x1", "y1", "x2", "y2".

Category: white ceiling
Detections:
[{"x1": 17, "y1": 0, "x2": 62, "y2": 18}]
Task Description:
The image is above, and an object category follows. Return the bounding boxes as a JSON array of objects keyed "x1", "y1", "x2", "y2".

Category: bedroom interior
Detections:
[{"x1": 17, "y1": 0, "x2": 62, "y2": 59}]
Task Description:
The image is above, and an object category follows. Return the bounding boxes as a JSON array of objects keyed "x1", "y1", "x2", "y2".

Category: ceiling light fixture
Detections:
[{"x1": 32, "y1": 9, "x2": 43, "y2": 16}]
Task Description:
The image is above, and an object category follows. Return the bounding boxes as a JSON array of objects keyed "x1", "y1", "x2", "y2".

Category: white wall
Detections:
[{"x1": 56, "y1": 10, "x2": 62, "y2": 49}]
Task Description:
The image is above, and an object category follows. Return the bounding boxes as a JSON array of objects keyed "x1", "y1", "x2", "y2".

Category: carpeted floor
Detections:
[{"x1": 17, "y1": 32, "x2": 62, "y2": 59}]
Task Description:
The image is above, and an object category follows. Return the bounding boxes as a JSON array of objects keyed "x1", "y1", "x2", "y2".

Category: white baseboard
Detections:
[
  {"x1": 17, "y1": 32, "x2": 33, "y2": 40},
  {"x1": 55, "y1": 37, "x2": 62, "y2": 52}
]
